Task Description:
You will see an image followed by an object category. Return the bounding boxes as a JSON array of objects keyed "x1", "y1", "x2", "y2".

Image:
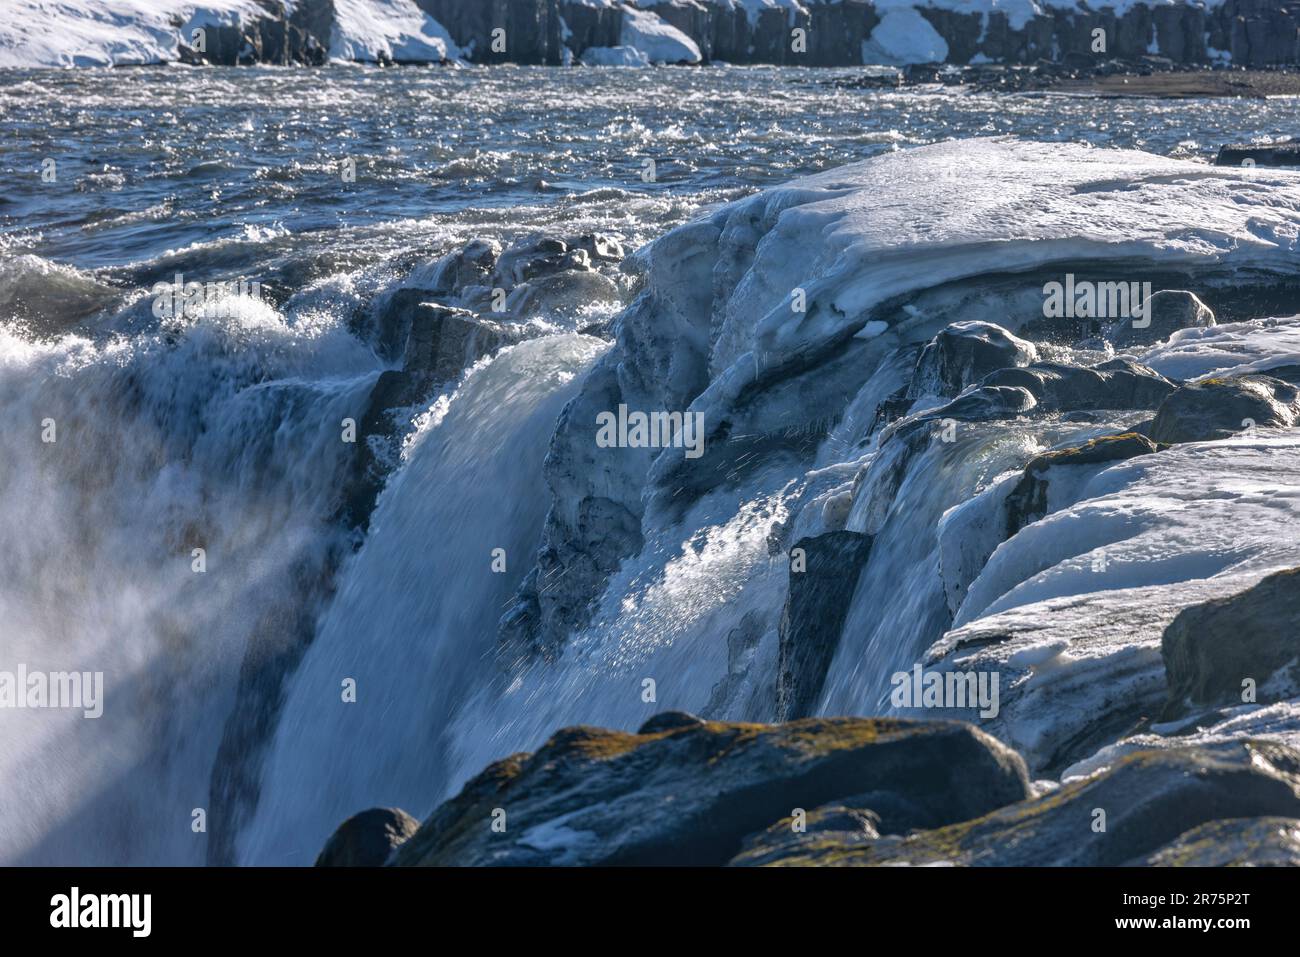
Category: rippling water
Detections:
[
  {"x1": 3, "y1": 66, "x2": 1295, "y2": 280},
  {"x1": 1, "y1": 65, "x2": 1295, "y2": 866}
]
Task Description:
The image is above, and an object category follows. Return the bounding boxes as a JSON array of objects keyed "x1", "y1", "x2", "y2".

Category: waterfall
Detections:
[
  {"x1": 0, "y1": 293, "x2": 377, "y2": 865},
  {"x1": 238, "y1": 334, "x2": 608, "y2": 865}
]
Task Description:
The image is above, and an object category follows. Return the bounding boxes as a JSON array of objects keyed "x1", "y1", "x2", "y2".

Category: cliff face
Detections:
[
  {"x1": 413, "y1": 0, "x2": 1300, "y2": 69},
  {"x1": 19, "y1": 0, "x2": 1298, "y2": 68}
]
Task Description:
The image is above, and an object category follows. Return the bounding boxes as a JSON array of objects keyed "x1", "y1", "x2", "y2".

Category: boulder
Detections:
[
  {"x1": 403, "y1": 302, "x2": 519, "y2": 387},
  {"x1": 1004, "y1": 432, "x2": 1161, "y2": 537},
  {"x1": 732, "y1": 804, "x2": 881, "y2": 867},
  {"x1": 905, "y1": 320, "x2": 1038, "y2": 399},
  {"x1": 493, "y1": 234, "x2": 597, "y2": 287},
  {"x1": 1104, "y1": 289, "x2": 1215, "y2": 348},
  {"x1": 1141, "y1": 816, "x2": 1300, "y2": 866},
  {"x1": 505, "y1": 270, "x2": 623, "y2": 320},
  {"x1": 1215, "y1": 141, "x2": 1300, "y2": 168},
  {"x1": 776, "y1": 531, "x2": 874, "y2": 721},
  {"x1": 733, "y1": 739, "x2": 1300, "y2": 866},
  {"x1": 1161, "y1": 566, "x2": 1300, "y2": 718},
  {"x1": 315, "y1": 807, "x2": 420, "y2": 866},
  {"x1": 1148, "y1": 374, "x2": 1300, "y2": 444},
  {"x1": 388, "y1": 717, "x2": 1031, "y2": 866},
  {"x1": 981, "y1": 358, "x2": 1177, "y2": 413}
]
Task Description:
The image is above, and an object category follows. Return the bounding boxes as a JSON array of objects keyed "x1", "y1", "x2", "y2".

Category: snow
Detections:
[
  {"x1": 0, "y1": 0, "x2": 462, "y2": 67},
  {"x1": 613, "y1": 137, "x2": 1300, "y2": 773},
  {"x1": 621, "y1": 7, "x2": 702, "y2": 64},
  {"x1": 863, "y1": 8, "x2": 950, "y2": 65},
  {"x1": 636, "y1": 139, "x2": 1300, "y2": 415},
  {"x1": 1141, "y1": 316, "x2": 1300, "y2": 382},
  {"x1": 328, "y1": 0, "x2": 460, "y2": 64},
  {"x1": 580, "y1": 45, "x2": 652, "y2": 67},
  {"x1": 0, "y1": 0, "x2": 264, "y2": 67}
]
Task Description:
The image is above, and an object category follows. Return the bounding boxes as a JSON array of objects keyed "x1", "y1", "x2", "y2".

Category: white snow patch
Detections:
[
  {"x1": 863, "y1": 8, "x2": 949, "y2": 65},
  {"x1": 580, "y1": 45, "x2": 652, "y2": 67},
  {"x1": 328, "y1": 0, "x2": 460, "y2": 64},
  {"x1": 0, "y1": 0, "x2": 265, "y2": 67},
  {"x1": 621, "y1": 6, "x2": 702, "y2": 64}
]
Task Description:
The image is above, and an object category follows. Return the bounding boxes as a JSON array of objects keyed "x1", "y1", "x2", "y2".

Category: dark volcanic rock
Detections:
[
  {"x1": 1104, "y1": 288, "x2": 1215, "y2": 348},
  {"x1": 733, "y1": 804, "x2": 882, "y2": 866},
  {"x1": 1148, "y1": 373, "x2": 1300, "y2": 444},
  {"x1": 905, "y1": 320, "x2": 1038, "y2": 399},
  {"x1": 981, "y1": 358, "x2": 1177, "y2": 413},
  {"x1": 316, "y1": 807, "x2": 421, "y2": 866},
  {"x1": 734, "y1": 739, "x2": 1300, "y2": 865},
  {"x1": 1004, "y1": 432, "x2": 1161, "y2": 537},
  {"x1": 1161, "y1": 566, "x2": 1300, "y2": 718},
  {"x1": 1216, "y1": 140, "x2": 1300, "y2": 167},
  {"x1": 1141, "y1": 816, "x2": 1300, "y2": 866},
  {"x1": 404, "y1": 302, "x2": 518, "y2": 387},
  {"x1": 387, "y1": 717, "x2": 1031, "y2": 866},
  {"x1": 776, "y1": 531, "x2": 874, "y2": 721},
  {"x1": 638, "y1": 710, "x2": 706, "y2": 734}
]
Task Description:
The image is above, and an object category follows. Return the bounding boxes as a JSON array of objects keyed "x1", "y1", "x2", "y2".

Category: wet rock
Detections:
[
  {"x1": 494, "y1": 234, "x2": 594, "y2": 287},
  {"x1": 736, "y1": 739, "x2": 1300, "y2": 866},
  {"x1": 733, "y1": 805, "x2": 881, "y2": 867},
  {"x1": 981, "y1": 358, "x2": 1176, "y2": 413},
  {"x1": 315, "y1": 807, "x2": 420, "y2": 867},
  {"x1": 1148, "y1": 373, "x2": 1300, "y2": 444},
  {"x1": 906, "y1": 321, "x2": 1038, "y2": 398},
  {"x1": 1216, "y1": 140, "x2": 1300, "y2": 168},
  {"x1": 1004, "y1": 432, "x2": 1161, "y2": 537},
  {"x1": 425, "y1": 238, "x2": 500, "y2": 299},
  {"x1": 1104, "y1": 289, "x2": 1214, "y2": 348},
  {"x1": 572, "y1": 233, "x2": 625, "y2": 264},
  {"x1": 1141, "y1": 816, "x2": 1300, "y2": 866},
  {"x1": 776, "y1": 531, "x2": 874, "y2": 721},
  {"x1": 637, "y1": 711, "x2": 706, "y2": 735},
  {"x1": 403, "y1": 302, "x2": 519, "y2": 388},
  {"x1": 1161, "y1": 567, "x2": 1300, "y2": 719},
  {"x1": 506, "y1": 269, "x2": 623, "y2": 320},
  {"x1": 387, "y1": 717, "x2": 1031, "y2": 866}
]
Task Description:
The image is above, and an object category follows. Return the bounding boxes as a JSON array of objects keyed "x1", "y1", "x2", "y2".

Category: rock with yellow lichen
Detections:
[
  {"x1": 731, "y1": 739, "x2": 1300, "y2": 866},
  {"x1": 371, "y1": 715, "x2": 1031, "y2": 866}
]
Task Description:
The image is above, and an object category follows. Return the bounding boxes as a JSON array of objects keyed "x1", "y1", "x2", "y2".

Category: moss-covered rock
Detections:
[
  {"x1": 1004, "y1": 432, "x2": 1161, "y2": 537},
  {"x1": 1141, "y1": 816, "x2": 1300, "y2": 866},
  {"x1": 733, "y1": 739, "x2": 1300, "y2": 866},
  {"x1": 1149, "y1": 374, "x2": 1300, "y2": 445},
  {"x1": 385, "y1": 717, "x2": 1031, "y2": 866}
]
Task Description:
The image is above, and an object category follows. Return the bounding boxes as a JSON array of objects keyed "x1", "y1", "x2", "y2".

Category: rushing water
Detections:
[{"x1": 1, "y1": 65, "x2": 1295, "y2": 865}]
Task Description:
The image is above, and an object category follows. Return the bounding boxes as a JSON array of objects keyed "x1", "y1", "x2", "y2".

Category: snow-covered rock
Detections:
[
  {"x1": 0, "y1": 0, "x2": 460, "y2": 67},
  {"x1": 620, "y1": 6, "x2": 702, "y2": 63},
  {"x1": 579, "y1": 44, "x2": 652, "y2": 65},
  {"x1": 503, "y1": 138, "x2": 1300, "y2": 667},
  {"x1": 0, "y1": 0, "x2": 268, "y2": 67},
  {"x1": 328, "y1": 0, "x2": 461, "y2": 63}
]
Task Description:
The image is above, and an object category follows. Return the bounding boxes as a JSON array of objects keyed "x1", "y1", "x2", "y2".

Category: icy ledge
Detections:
[{"x1": 504, "y1": 137, "x2": 1300, "y2": 663}]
